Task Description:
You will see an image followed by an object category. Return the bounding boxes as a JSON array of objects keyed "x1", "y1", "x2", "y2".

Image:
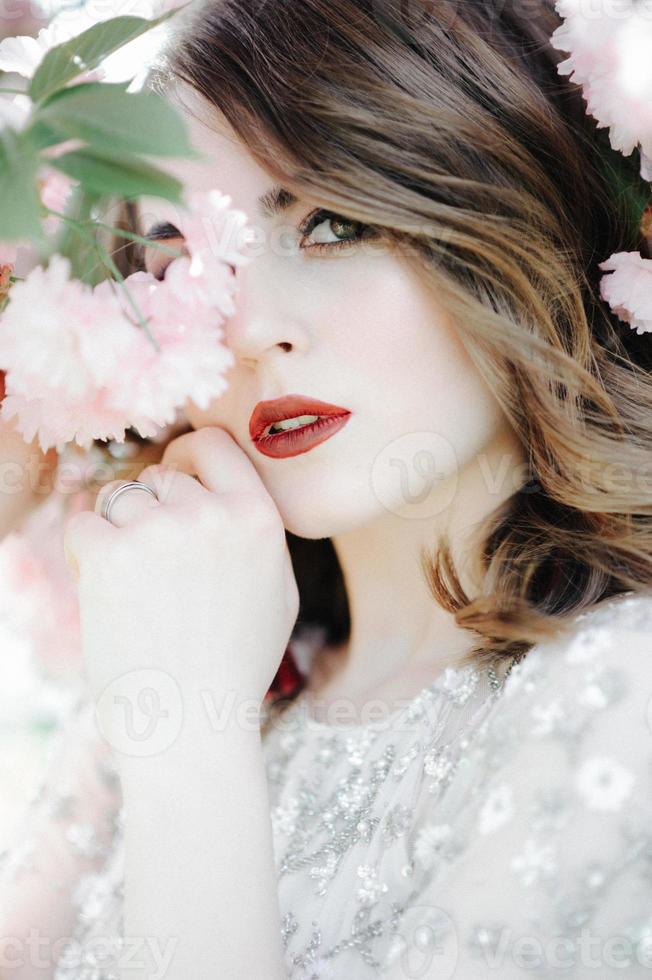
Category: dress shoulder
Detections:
[{"x1": 381, "y1": 590, "x2": 652, "y2": 979}]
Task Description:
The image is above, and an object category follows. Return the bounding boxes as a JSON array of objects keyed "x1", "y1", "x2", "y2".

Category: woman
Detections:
[{"x1": 2, "y1": 0, "x2": 652, "y2": 977}]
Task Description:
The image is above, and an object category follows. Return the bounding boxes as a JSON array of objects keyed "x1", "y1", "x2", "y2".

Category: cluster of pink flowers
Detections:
[
  {"x1": 551, "y1": 0, "x2": 652, "y2": 333},
  {"x1": 0, "y1": 190, "x2": 252, "y2": 453}
]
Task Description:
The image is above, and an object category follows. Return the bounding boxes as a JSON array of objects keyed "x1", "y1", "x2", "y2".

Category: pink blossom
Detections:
[
  {"x1": 39, "y1": 166, "x2": 77, "y2": 233},
  {"x1": 0, "y1": 244, "x2": 17, "y2": 266},
  {"x1": 551, "y1": 0, "x2": 652, "y2": 178},
  {"x1": 0, "y1": 0, "x2": 49, "y2": 42},
  {"x1": 39, "y1": 167, "x2": 76, "y2": 213},
  {"x1": 0, "y1": 185, "x2": 251, "y2": 452},
  {"x1": 599, "y1": 250, "x2": 652, "y2": 334},
  {"x1": 178, "y1": 189, "x2": 253, "y2": 272},
  {"x1": 0, "y1": 255, "x2": 154, "y2": 451},
  {"x1": 166, "y1": 188, "x2": 253, "y2": 317},
  {"x1": 95, "y1": 269, "x2": 236, "y2": 427}
]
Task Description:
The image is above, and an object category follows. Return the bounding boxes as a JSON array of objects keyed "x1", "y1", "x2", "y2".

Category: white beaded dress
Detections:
[{"x1": 1, "y1": 590, "x2": 652, "y2": 979}]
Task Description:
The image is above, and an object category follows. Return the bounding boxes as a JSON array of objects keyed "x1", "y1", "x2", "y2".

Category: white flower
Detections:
[
  {"x1": 478, "y1": 783, "x2": 515, "y2": 834},
  {"x1": 578, "y1": 682, "x2": 608, "y2": 710},
  {"x1": 510, "y1": 837, "x2": 557, "y2": 887},
  {"x1": 0, "y1": 0, "x2": 185, "y2": 88},
  {"x1": 641, "y1": 151, "x2": 652, "y2": 182},
  {"x1": 0, "y1": 31, "x2": 51, "y2": 77},
  {"x1": 563, "y1": 625, "x2": 612, "y2": 664},
  {"x1": 576, "y1": 755, "x2": 636, "y2": 811},
  {"x1": 413, "y1": 822, "x2": 453, "y2": 868},
  {"x1": 0, "y1": 93, "x2": 31, "y2": 133},
  {"x1": 530, "y1": 699, "x2": 565, "y2": 737}
]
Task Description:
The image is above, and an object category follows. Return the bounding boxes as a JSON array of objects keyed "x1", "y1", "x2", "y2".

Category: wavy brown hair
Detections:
[{"x1": 107, "y1": 0, "x2": 652, "y2": 684}]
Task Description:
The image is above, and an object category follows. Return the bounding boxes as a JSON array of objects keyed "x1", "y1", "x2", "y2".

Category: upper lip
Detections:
[{"x1": 249, "y1": 394, "x2": 351, "y2": 440}]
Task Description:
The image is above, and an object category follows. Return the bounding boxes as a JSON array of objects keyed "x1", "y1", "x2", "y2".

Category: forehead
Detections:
[{"x1": 139, "y1": 87, "x2": 277, "y2": 233}]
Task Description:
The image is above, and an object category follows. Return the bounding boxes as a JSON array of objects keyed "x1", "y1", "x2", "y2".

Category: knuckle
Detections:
[
  {"x1": 195, "y1": 498, "x2": 228, "y2": 533},
  {"x1": 249, "y1": 500, "x2": 284, "y2": 537},
  {"x1": 160, "y1": 431, "x2": 196, "y2": 467},
  {"x1": 138, "y1": 463, "x2": 176, "y2": 499}
]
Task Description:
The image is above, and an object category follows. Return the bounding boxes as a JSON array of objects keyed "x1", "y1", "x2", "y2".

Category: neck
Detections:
[{"x1": 324, "y1": 426, "x2": 526, "y2": 694}]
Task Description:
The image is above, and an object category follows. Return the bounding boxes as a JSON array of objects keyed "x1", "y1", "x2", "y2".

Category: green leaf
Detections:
[
  {"x1": 34, "y1": 82, "x2": 198, "y2": 158},
  {"x1": 48, "y1": 147, "x2": 184, "y2": 203},
  {"x1": 593, "y1": 125, "x2": 651, "y2": 249},
  {"x1": 23, "y1": 119, "x2": 70, "y2": 153},
  {"x1": 51, "y1": 186, "x2": 106, "y2": 285},
  {"x1": 0, "y1": 130, "x2": 44, "y2": 243},
  {"x1": 29, "y1": 6, "x2": 189, "y2": 104},
  {"x1": 40, "y1": 79, "x2": 131, "y2": 108}
]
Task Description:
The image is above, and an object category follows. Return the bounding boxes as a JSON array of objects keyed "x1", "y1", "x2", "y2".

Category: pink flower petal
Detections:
[
  {"x1": 599, "y1": 250, "x2": 652, "y2": 334},
  {"x1": 551, "y1": 0, "x2": 652, "y2": 163}
]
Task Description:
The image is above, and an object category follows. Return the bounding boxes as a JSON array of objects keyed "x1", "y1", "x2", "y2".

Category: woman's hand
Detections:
[{"x1": 63, "y1": 426, "x2": 300, "y2": 747}]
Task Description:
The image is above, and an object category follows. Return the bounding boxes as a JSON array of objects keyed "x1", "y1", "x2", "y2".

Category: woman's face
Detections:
[{"x1": 141, "y1": 93, "x2": 517, "y2": 539}]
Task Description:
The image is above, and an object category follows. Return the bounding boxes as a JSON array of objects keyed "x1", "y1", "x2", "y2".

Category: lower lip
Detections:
[{"x1": 252, "y1": 413, "x2": 351, "y2": 459}]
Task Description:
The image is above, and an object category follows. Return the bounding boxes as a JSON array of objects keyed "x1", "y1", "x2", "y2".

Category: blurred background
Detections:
[{"x1": 0, "y1": 0, "x2": 185, "y2": 852}]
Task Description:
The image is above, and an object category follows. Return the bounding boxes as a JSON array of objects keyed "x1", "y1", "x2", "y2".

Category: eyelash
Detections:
[
  {"x1": 149, "y1": 208, "x2": 374, "y2": 280},
  {"x1": 297, "y1": 208, "x2": 375, "y2": 254}
]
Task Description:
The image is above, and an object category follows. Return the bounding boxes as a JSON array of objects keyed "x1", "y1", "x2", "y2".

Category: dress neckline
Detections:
[
  {"x1": 287, "y1": 660, "x2": 499, "y2": 734},
  {"x1": 279, "y1": 590, "x2": 645, "y2": 736}
]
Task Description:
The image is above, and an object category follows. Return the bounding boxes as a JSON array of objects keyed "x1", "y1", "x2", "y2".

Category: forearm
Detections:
[{"x1": 116, "y1": 703, "x2": 287, "y2": 980}]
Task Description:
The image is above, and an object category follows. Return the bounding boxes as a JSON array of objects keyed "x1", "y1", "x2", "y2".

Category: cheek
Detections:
[
  {"x1": 322, "y1": 257, "x2": 496, "y2": 437},
  {"x1": 183, "y1": 384, "x2": 239, "y2": 437}
]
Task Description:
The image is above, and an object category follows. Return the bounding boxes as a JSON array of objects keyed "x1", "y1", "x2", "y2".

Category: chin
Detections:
[{"x1": 274, "y1": 485, "x2": 385, "y2": 539}]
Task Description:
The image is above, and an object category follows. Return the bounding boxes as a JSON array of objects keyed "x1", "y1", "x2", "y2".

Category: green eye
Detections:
[{"x1": 299, "y1": 208, "x2": 374, "y2": 253}]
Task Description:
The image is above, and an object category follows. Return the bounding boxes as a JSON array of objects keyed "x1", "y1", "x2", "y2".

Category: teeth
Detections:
[{"x1": 268, "y1": 414, "x2": 320, "y2": 434}]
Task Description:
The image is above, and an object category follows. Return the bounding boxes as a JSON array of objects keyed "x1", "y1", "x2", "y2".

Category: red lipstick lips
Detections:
[{"x1": 249, "y1": 394, "x2": 352, "y2": 459}]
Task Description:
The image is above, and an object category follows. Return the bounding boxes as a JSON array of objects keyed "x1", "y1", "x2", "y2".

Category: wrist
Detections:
[{"x1": 99, "y1": 686, "x2": 265, "y2": 781}]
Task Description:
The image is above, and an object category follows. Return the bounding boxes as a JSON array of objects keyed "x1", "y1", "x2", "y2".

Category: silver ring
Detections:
[{"x1": 101, "y1": 481, "x2": 159, "y2": 525}]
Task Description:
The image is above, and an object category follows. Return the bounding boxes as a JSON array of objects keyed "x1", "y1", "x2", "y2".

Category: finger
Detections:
[
  {"x1": 136, "y1": 463, "x2": 208, "y2": 507},
  {"x1": 94, "y1": 478, "x2": 161, "y2": 528},
  {"x1": 63, "y1": 509, "x2": 118, "y2": 581},
  {"x1": 161, "y1": 427, "x2": 266, "y2": 497}
]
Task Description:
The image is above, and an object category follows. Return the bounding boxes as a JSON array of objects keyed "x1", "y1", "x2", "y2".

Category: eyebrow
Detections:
[{"x1": 257, "y1": 185, "x2": 298, "y2": 219}]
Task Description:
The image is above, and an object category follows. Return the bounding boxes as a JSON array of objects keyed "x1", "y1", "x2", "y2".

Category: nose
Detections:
[{"x1": 224, "y1": 255, "x2": 308, "y2": 365}]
